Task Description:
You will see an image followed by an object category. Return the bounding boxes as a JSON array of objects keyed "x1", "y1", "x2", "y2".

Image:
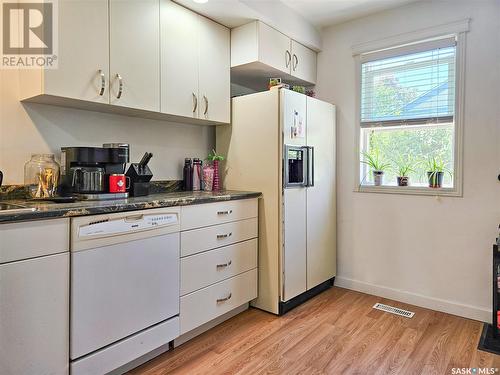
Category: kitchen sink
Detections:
[{"x1": 0, "y1": 202, "x2": 36, "y2": 214}]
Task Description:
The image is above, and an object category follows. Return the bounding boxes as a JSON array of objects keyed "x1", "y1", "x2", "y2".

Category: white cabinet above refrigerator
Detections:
[{"x1": 230, "y1": 21, "x2": 318, "y2": 91}]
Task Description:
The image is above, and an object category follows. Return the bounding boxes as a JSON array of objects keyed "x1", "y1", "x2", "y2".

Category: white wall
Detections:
[
  {"x1": 317, "y1": 0, "x2": 500, "y2": 321},
  {"x1": 0, "y1": 70, "x2": 215, "y2": 185}
]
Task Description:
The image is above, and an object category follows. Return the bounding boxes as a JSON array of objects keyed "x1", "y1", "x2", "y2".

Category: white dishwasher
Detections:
[{"x1": 70, "y1": 207, "x2": 181, "y2": 375}]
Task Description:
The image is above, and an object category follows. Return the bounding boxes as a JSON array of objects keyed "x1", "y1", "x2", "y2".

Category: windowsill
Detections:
[{"x1": 355, "y1": 184, "x2": 462, "y2": 197}]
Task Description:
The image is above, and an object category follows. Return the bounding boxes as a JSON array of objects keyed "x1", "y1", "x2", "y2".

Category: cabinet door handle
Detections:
[
  {"x1": 192, "y1": 92, "x2": 198, "y2": 113},
  {"x1": 285, "y1": 50, "x2": 291, "y2": 68},
  {"x1": 98, "y1": 70, "x2": 106, "y2": 96},
  {"x1": 293, "y1": 54, "x2": 298, "y2": 71},
  {"x1": 217, "y1": 210, "x2": 232, "y2": 215},
  {"x1": 203, "y1": 95, "x2": 209, "y2": 115},
  {"x1": 115, "y1": 74, "x2": 123, "y2": 99},
  {"x1": 216, "y1": 293, "x2": 232, "y2": 303},
  {"x1": 216, "y1": 260, "x2": 232, "y2": 269},
  {"x1": 217, "y1": 232, "x2": 232, "y2": 239}
]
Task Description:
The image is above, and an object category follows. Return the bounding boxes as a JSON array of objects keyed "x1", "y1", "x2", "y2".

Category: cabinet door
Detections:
[
  {"x1": 198, "y1": 16, "x2": 230, "y2": 123},
  {"x1": 109, "y1": 0, "x2": 160, "y2": 111},
  {"x1": 160, "y1": 0, "x2": 199, "y2": 119},
  {"x1": 0, "y1": 253, "x2": 69, "y2": 375},
  {"x1": 291, "y1": 40, "x2": 317, "y2": 85},
  {"x1": 258, "y1": 22, "x2": 291, "y2": 75},
  {"x1": 44, "y1": 0, "x2": 109, "y2": 103},
  {"x1": 306, "y1": 98, "x2": 336, "y2": 289}
]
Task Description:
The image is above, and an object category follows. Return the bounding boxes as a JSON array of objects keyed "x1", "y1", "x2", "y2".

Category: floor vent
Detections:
[{"x1": 373, "y1": 303, "x2": 415, "y2": 318}]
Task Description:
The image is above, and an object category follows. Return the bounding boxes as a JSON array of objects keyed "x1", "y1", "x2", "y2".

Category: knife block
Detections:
[{"x1": 126, "y1": 163, "x2": 153, "y2": 197}]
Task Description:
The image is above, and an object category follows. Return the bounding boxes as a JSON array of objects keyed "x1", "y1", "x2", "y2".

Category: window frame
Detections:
[{"x1": 353, "y1": 20, "x2": 469, "y2": 197}]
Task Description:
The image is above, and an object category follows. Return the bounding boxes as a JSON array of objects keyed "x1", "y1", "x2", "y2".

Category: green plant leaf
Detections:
[
  {"x1": 207, "y1": 149, "x2": 225, "y2": 162},
  {"x1": 361, "y1": 147, "x2": 391, "y2": 172}
]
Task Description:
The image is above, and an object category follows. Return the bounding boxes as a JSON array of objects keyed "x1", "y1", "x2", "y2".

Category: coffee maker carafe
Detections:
[{"x1": 70, "y1": 166, "x2": 105, "y2": 193}]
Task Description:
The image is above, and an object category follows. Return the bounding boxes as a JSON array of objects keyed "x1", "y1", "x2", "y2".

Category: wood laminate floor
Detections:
[{"x1": 128, "y1": 287, "x2": 499, "y2": 375}]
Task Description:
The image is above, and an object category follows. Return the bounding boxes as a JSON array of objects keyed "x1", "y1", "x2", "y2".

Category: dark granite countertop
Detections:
[{"x1": 0, "y1": 190, "x2": 261, "y2": 224}]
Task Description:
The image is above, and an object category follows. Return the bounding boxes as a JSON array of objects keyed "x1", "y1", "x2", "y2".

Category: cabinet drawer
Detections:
[
  {"x1": 181, "y1": 198, "x2": 258, "y2": 230},
  {"x1": 181, "y1": 239, "x2": 257, "y2": 296},
  {"x1": 180, "y1": 268, "x2": 257, "y2": 334},
  {"x1": 181, "y1": 218, "x2": 257, "y2": 257},
  {"x1": 0, "y1": 218, "x2": 70, "y2": 264}
]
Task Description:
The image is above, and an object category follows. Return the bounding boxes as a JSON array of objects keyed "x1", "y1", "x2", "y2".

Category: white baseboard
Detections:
[{"x1": 335, "y1": 276, "x2": 491, "y2": 323}]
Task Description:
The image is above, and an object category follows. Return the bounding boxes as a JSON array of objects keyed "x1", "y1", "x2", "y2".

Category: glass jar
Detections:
[{"x1": 24, "y1": 154, "x2": 60, "y2": 198}]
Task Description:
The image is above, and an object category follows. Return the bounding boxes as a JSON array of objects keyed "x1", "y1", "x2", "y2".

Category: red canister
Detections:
[{"x1": 109, "y1": 174, "x2": 130, "y2": 193}]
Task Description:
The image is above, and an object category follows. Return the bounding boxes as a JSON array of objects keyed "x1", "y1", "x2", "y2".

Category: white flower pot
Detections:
[{"x1": 373, "y1": 171, "x2": 384, "y2": 186}]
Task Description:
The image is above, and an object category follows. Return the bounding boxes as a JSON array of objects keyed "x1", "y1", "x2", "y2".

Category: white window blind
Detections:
[{"x1": 360, "y1": 37, "x2": 456, "y2": 128}]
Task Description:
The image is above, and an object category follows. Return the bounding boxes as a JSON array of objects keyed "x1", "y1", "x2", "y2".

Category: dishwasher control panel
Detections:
[{"x1": 79, "y1": 213, "x2": 179, "y2": 238}]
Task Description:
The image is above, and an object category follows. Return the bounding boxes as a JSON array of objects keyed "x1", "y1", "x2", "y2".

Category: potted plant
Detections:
[
  {"x1": 361, "y1": 149, "x2": 390, "y2": 186},
  {"x1": 393, "y1": 155, "x2": 417, "y2": 187},
  {"x1": 425, "y1": 156, "x2": 450, "y2": 188},
  {"x1": 207, "y1": 149, "x2": 225, "y2": 191}
]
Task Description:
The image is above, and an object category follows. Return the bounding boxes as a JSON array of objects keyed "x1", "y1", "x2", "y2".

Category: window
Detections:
[{"x1": 355, "y1": 33, "x2": 465, "y2": 195}]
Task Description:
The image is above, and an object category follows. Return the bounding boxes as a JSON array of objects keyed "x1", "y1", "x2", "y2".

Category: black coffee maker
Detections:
[{"x1": 60, "y1": 144, "x2": 129, "y2": 199}]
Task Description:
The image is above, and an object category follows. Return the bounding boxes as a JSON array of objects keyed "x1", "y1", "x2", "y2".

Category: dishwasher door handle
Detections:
[{"x1": 124, "y1": 214, "x2": 145, "y2": 222}]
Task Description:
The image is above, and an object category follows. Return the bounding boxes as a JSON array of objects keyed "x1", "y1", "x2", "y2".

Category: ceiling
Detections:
[
  {"x1": 174, "y1": 0, "x2": 421, "y2": 50},
  {"x1": 280, "y1": 0, "x2": 420, "y2": 28},
  {"x1": 176, "y1": 0, "x2": 420, "y2": 29},
  {"x1": 174, "y1": 0, "x2": 263, "y2": 28}
]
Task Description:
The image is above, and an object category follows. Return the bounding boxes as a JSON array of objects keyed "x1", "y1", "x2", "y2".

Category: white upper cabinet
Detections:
[
  {"x1": 258, "y1": 22, "x2": 291, "y2": 75},
  {"x1": 291, "y1": 40, "x2": 317, "y2": 85},
  {"x1": 109, "y1": 0, "x2": 160, "y2": 112},
  {"x1": 198, "y1": 16, "x2": 231, "y2": 123},
  {"x1": 231, "y1": 21, "x2": 317, "y2": 89},
  {"x1": 20, "y1": 0, "x2": 230, "y2": 125},
  {"x1": 29, "y1": 0, "x2": 109, "y2": 103},
  {"x1": 161, "y1": 0, "x2": 230, "y2": 124},
  {"x1": 161, "y1": 0, "x2": 199, "y2": 119}
]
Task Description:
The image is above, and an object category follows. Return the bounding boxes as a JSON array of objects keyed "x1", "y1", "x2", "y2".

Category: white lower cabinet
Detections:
[
  {"x1": 0, "y1": 199, "x2": 257, "y2": 375},
  {"x1": 180, "y1": 217, "x2": 258, "y2": 257},
  {"x1": 181, "y1": 238, "x2": 258, "y2": 296},
  {"x1": 179, "y1": 199, "x2": 259, "y2": 336},
  {"x1": 0, "y1": 253, "x2": 69, "y2": 375},
  {"x1": 180, "y1": 269, "x2": 258, "y2": 334}
]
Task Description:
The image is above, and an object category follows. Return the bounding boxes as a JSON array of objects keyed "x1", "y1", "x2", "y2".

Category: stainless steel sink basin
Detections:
[{"x1": 0, "y1": 202, "x2": 36, "y2": 214}]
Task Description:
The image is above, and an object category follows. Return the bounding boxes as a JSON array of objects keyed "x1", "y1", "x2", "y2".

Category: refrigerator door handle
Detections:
[
  {"x1": 307, "y1": 146, "x2": 315, "y2": 187},
  {"x1": 300, "y1": 145, "x2": 309, "y2": 187}
]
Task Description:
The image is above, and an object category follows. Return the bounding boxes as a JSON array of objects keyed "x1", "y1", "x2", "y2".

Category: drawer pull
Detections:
[
  {"x1": 216, "y1": 293, "x2": 232, "y2": 303},
  {"x1": 217, "y1": 232, "x2": 232, "y2": 239},
  {"x1": 217, "y1": 210, "x2": 233, "y2": 215},
  {"x1": 216, "y1": 260, "x2": 232, "y2": 269}
]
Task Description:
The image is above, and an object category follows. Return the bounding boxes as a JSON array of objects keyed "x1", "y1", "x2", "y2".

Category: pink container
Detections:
[
  {"x1": 213, "y1": 160, "x2": 220, "y2": 191},
  {"x1": 203, "y1": 164, "x2": 214, "y2": 191}
]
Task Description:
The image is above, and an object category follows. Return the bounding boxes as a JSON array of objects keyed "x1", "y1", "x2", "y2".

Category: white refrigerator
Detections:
[{"x1": 217, "y1": 88, "x2": 336, "y2": 314}]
